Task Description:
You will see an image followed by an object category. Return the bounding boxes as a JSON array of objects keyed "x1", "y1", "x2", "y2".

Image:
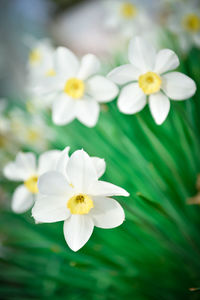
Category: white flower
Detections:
[
  {"x1": 27, "y1": 38, "x2": 55, "y2": 79},
  {"x1": 167, "y1": 3, "x2": 200, "y2": 52},
  {"x1": 3, "y1": 150, "x2": 62, "y2": 213},
  {"x1": 104, "y1": 0, "x2": 153, "y2": 39},
  {"x1": 32, "y1": 148, "x2": 129, "y2": 252},
  {"x1": 26, "y1": 38, "x2": 56, "y2": 108},
  {"x1": 108, "y1": 36, "x2": 196, "y2": 125},
  {"x1": 9, "y1": 108, "x2": 53, "y2": 151},
  {"x1": 35, "y1": 47, "x2": 119, "y2": 127}
]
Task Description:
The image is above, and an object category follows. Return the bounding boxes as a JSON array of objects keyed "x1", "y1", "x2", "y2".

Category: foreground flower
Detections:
[
  {"x1": 35, "y1": 47, "x2": 118, "y2": 127},
  {"x1": 3, "y1": 150, "x2": 61, "y2": 213},
  {"x1": 32, "y1": 148, "x2": 129, "y2": 251},
  {"x1": 108, "y1": 36, "x2": 196, "y2": 125}
]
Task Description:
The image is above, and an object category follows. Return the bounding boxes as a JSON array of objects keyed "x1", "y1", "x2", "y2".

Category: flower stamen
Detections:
[
  {"x1": 27, "y1": 129, "x2": 41, "y2": 142},
  {"x1": 67, "y1": 194, "x2": 94, "y2": 215},
  {"x1": 29, "y1": 49, "x2": 42, "y2": 64},
  {"x1": 182, "y1": 14, "x2": 200, "y2": 33},
  {"x1": 24, "y1": 175, "x2": 39, "y2": 194},
  {"x1": 45, "y1": 69, "x2": 56, "y2": 77},
  {"x1": 64, "y1": 78, "x2": 85, "y2": 99},
  {"x1": 138, "y1": 72, "x2": 162, "y2": 95},
  {"x1": 120, "y1": 2, "x2": 137, "y2": 19}
]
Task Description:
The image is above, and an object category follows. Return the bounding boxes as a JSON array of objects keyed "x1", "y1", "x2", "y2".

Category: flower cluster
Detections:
[
  {"x1": 4, "y1": 147, "x2": 129, "y2": 251},
  {"x1": 28, "y1": 43, "x2": 118, "y2": 127},
  {"x1": 2, "y1": 1, "x2": 198, "y2": 254},
  {"x1": 28, "y1": 36, "x2": 196, "y2": 127}
]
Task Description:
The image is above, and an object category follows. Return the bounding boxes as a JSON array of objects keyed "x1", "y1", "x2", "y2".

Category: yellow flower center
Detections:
[
  {"x1": 120, "y1": 2, "x2": 137, "y2": 19},
  {"x1": 182, "y1": 14, "x2": 200, "y2": 33},
  {"x1": 27, "y1": 129, "x2": 41, "y2": 142},
  {"x1": 45, "y1": 69, "x2": 56, "y2": 77},
  {"x1": 138, "y1": 72, "x2": 162, "y2": 95},
  {"x1": 64, "y1": 78, "x2": 85, "y2": 99},
  {"x1": 26, "y1": 100, "x2": 35, "y2": 114},
  {"x1": 29, "y1": 49, "x2": 42, "y2": 64},
  {"x1": 67, "y1": 194, "x2": 94, "y2": 215},
  {"x1": 24, "y1": 175, "x2": 39, "y2": 194}
]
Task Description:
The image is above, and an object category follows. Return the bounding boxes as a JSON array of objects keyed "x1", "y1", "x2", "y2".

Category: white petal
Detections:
[
  {"x1": 154, "y1": 49, "x2": 180, "y2": 74},
  {"x1": 38, "y1": 150, "x2": 61, "y2": 175},
  {"x1": 149, "y1": 92, "x2": 170, "y2": 125},
  {"x1": 38, "y1": 171, "x2": 72, "y2": 196},
  {"x1": 77, "y1": 54, "x2": 100, "y2": 80},
  {"x1": 12, "y1": 185, "x2": 34, "y2": 213},
  {"x1": 66, "y1": 149, "x2": 98, "y2": 192},
  {"x1": 33, "y1": 76, "x2": 62, "y2": 96},
  {"x1": 86, "y1": 75, "x2": 119, "y2": 102},
  {"x1": 15, "y1": 152, "x2": 37, "y2": 173},
  {"x1": 55, "y1": 146, "x2": 70, "y2": 177},
  {"x1": 54, "y1": 47, "x2": 79, "y2": 77},
  {"x1": 89, "y1": 180, "x2": 129, "y2": 197},
  {"x1": 107, "y1": 64, "x2": 140, "y2": 85},
  {"x1": 162, "y1": 72, "x2": 196, "y2": 100},
  {"x1": 52, "y1": 94, "x2": 76, "y2": 125},
  {"x1": 90, "y1": 196, "x2": 125, "y2": 229},
  {"x1": 3, "y1": 162, "x2": 25, "y2": 181},
  {"x1": 117, "y1": 83, "x2": 147, "y2": 114},
  {"x1": 63, "y1": 215, "x2": 94, "y2": 251},
  {"x1": 4, "y1": 152, "x2": 36, "y2": 181},
  {"x1": 128, "y1": 36, "x2": 156, "y2": 72},
  {"x1": 32, "y1": 194, "x2": 70, "y2": 223},
  {"x1": 91, "y1": 157, "x2": 106, "y2": 178},
  {"x1": 75, "y1": 98, "x2": 100, "y2": 127}
]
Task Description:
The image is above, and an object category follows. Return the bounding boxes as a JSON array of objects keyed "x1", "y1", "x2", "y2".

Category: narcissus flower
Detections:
[
  {"x1": 3, "y1": 150, "x2": 61, "y2": 213},
  {"x1": 32, "y1": 148, "x2": 129, "y2": 251},
  {"x1": 27, "y1": 38, "x2": 55, "y2": 78},
  {"x1": 8, "y1": 108, "x2": 54, "y2": 152},
  {"x1": 104, "y1": 0, "x2": 153, "y2": 39},
  {"x1": 167, "y1": 4, "x2": 200, "y2": 52},
  {"x1": 26, "y1": 38, "x2": 56, "y2": 108},
  {"x1": 108, "y1": 36, "x2": 196, "y2": 125},
  {"x1": 35, "y1": 47, "x2": 118, "y2": 127}
]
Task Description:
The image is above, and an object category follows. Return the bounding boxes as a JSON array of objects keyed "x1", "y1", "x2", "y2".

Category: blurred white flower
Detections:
[
  {"x1": 32, "y1": 148, "x2": 129, "y2": 252},
  {"x1": 108, "y1": 36, "x2": 196, "y2": 125},
  {"x1": 26, "y1": 37, "x2": 55, "y2": 78},
  {"x1": 9, "y1": 108, "x2": 53, "y2": 151},
  {"x1": 35, "y1": 47, "x2": 118, "y2": 127},
  {"x1": 104, "y1": 0, "x2": 154, "y2": 39},
  {"x1": 167, "y1": 3, "x2": 200, "y2": 52},
  {"x1": 3, "y1": 150, "x2": 61, "y2": 213},
  {"x1": 25, "y1": 37, "x2": 56, "y2": 108}
]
